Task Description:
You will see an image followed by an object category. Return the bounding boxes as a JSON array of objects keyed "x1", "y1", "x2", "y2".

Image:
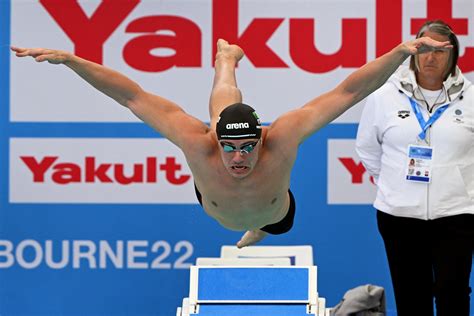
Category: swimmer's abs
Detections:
[{"x1": 204, "y1": 200, "x2": 288, "y2": 231}]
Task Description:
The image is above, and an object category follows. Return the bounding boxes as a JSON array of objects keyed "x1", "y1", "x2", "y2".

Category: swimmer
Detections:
[{"x1": 11, "y1": 37, "x2": 451, "y2": 247}]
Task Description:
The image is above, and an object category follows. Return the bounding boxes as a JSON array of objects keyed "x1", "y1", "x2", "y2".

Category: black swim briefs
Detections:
[
  {"x1": 194, "y1": 184, "x2": 296, "y2": 235},
  {"x1": 260, "y1": 190, "x2": 295, "y2": 235}
]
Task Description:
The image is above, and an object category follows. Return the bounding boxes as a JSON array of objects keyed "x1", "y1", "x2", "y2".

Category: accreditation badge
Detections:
[{"x1": 405, "y1": 145, "x2": 433, "y2": 183}]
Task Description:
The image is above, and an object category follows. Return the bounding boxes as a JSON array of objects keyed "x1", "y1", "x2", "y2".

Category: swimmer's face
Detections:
[{"x1": 218, "y1": 139, "x2": 261, "y2": 178}]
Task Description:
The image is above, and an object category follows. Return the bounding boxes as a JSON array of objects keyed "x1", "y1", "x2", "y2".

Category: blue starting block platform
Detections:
[{"x1": 178, "y1": 265, "x2": 326, "y2": 315}]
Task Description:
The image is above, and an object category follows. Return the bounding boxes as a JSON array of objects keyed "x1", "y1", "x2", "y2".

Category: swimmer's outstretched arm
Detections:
[
  {"x1": 11, "y1": 46, "x2": 209, "y2": 147},
  {"x1": 269, "y1": 37, "x2": 453, "y2": 144},
  {"x1": 11, "y1": 46, "x2": 141, "y2": 107}
]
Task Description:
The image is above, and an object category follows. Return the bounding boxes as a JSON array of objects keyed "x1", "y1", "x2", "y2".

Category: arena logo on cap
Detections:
[{"x1": 226, "y1": 122, "x2": 250, "y2": 129}]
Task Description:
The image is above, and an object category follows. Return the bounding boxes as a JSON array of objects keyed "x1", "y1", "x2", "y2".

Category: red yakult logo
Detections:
[
  {"x1": 10, "y1": 138, "x2": 195, "y2": 204},
  {"x1": 20, "y1": 156, "x2": 190, "y2": 185},
  {"x1": 327, "y1": 139, "x2": 375, "y2": 204},
  {"x1": 338, "y1": 158, "x2": 374, "y2": 184},
  {"x1": 39, "y1": 0, "x2": 473, "y2": 73}
]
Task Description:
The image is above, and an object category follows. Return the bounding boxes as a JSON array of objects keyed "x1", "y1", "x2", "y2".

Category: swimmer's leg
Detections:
[
  {"x1": 236, "y1": 229, "x2": 268, "y2": 248},
  {"x1": 209, "y1": 39, "x2": 244, "y2": 131}
]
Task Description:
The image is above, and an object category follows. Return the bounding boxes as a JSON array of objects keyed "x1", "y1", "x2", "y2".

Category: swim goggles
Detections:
[{"x1": 219, "y1": 140, "x2": 259, "y2": 155}]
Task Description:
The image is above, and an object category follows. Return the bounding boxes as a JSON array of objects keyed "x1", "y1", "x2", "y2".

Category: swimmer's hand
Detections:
[
  {"x1": 11, "y1": 46, "x2": 71, "y2": 64},
  {"x1": 236, "y1": 229, "x2": 268, "y2": 248}
]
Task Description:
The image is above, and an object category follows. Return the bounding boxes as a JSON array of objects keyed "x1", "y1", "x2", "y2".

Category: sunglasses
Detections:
[{"x1": 219, "y1": 141, "x2": 259, "y2": 154}]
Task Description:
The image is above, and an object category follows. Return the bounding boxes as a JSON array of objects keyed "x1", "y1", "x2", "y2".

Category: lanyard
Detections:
[{"x1": 409, "y1": 98, "x2": 449, "y2": 140}]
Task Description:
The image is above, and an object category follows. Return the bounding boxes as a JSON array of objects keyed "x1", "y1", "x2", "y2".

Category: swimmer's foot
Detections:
[
  {"x1": 216, "y1": 39, "x2": 244, "y2": 63},
  {"x1": 236, "y1": 229, "x2": 268, "y2": 248}
]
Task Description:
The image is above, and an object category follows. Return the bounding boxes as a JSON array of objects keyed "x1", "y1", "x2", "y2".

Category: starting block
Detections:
[
  {"x1": 177, "y1": 246, "x2": 328, "y2": 315},
  {"x1": 178, "y1": 265, "x2": 326, "y2": 315}
]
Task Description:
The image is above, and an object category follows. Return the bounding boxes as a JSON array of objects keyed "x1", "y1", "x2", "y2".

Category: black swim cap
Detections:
[{"x1": 216, "y1": 103, "x2": 262, "y2": 140}]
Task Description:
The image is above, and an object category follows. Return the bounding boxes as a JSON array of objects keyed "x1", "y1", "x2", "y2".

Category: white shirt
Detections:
[{"x1": 356, "y1": 66, "x2": 474, "y2": 220}]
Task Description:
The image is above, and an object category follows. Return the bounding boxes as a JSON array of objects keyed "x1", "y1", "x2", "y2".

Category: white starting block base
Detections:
[
  {"x1": 178, "y1": 298, "x2": 327, "y2": 316},
  {"x1": 177, "y1": 246, "x2": 330, "y2": 315}
]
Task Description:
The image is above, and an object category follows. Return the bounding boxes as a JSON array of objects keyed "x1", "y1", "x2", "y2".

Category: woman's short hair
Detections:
[{"x1": 409, "y1": 20, "x2": 459, "y2": 78}]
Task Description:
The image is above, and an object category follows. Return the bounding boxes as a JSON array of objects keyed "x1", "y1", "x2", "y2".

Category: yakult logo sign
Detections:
[
  {"x1": 10, "y1": 138, "x2": 195, "y2": 204},
  {"x1": 327, "y1": 139, "x2": 376, "y2": 204},
  {"x1": 37, "y1": 0, "x2": 474, "y2": 72},
  {"x1": 10, "y1": 0, "x2": 473, "y2": 124},
  {"x1": 21, "y1": 156, "x2": 189, "y2": 185}
]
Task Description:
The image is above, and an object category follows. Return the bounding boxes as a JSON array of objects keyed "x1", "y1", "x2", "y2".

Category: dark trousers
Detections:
[{"x1": 377, "y1": 211, "x2": 473, "y2": 316}]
